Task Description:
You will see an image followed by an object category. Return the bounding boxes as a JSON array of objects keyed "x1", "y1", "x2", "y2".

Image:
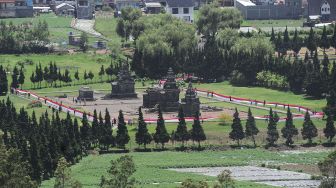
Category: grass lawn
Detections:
[
  {"x1": 241, "y1": 19, "x2": 304, "y2": 28},
  {"x1": 0, "y1": 53, "x2": 115, "y2": 89},
  {"x1": 40, "y1": 148, "x2": 329, "y2": 188},
  {"x1": 197, "y1": 81, "x2": 326, "y2": 111},
  {"x1": 0, "y1": 13, "x2": 73, "y2": 43}
]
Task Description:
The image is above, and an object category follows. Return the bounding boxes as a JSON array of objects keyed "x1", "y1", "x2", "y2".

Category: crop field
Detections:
[{"x1": 40, "y1": 148, "x2": 330, "y2": 188}]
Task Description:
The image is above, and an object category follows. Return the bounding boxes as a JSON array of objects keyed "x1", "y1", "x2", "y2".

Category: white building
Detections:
[{"x1": 165, "y1": 0, "x2": 194, "y2": 22}]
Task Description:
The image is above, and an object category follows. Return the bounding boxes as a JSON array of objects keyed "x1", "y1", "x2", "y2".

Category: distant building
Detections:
[
  {"x1": 0, "y1": 0, "x2": 33, "y2": 18},
  {"x1": 234, "y1": 0, "x2": 302, "y2": 20},
  {"x1": 115, "y1": 0, "x2": 140, "y2": 11},
  {"x1": 307, "y1": 0, "x2": 336, "y2": 21},
  {"x1": 76, "y1": 0, "x2": 94, "y2": 19},
  {"x1": 145, "y1": 2, "x2": 161, "y2": 14},
  {"x1": 55, "y1": 2, "x2": 74, "y2": 15},
  {"x1": 165, "y1": 0, "x2": 194, "y2": 22}
]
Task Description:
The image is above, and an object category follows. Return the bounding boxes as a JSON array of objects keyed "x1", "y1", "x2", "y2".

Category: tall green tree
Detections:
[
  {"x1": 11, "y1": 66, "x2": 19, "y2": 89},
  {"x1": 301, "y1": 111, "x2": 318, "y2": 145},
  {"x1": 80, "y1": 112, "x2": 92, "y2": 151},
  {"x1": 54, "y1": 157, "x2": 82, "y2": 188},
  {"x1": 266, "y1": 108, "x2": 279, "y2": 147},
  {"x1": 153, "y1": 106, "x2": 170, "y2": 149},
  {"x1": 281, "y1": 107, "x2": 298, "y2": 146},
  {"x1": 174, "y1": 107, "x2": 190, "y2": 147},
  {"x1": 324, "y1": 114, "x2": 336, "y2": 144},
  {"x1": 291, "y1": 29, "x2": 302, "y2": 55},
  {"x1": 229, "y1": 108, "x2": 245, "y2": 146},
  {"x1": 191, "y1": 111, "x2": 206, "y2": 149},
  {"x1": 135, "y1": 107, "x2": 152, "y2": 149},
  {"x1": 245, "y1": 108, "x2": 259, "y2": 147},
  {"x1": 306, "y1": 27, "x2": 317, "y2": 57},
  {"x1": 320, "y1": 25, "x2": 330, "y2": 53},
  {"x1": 115, "y1": 110, "x2": 130, "y2": 149},
  {"x1": 100, "y1": 155, "x2": 136, "y2": 188},
  {"x1": 79, "y1": 32, "x2": 88, "y2": 52},
  {"x1": 18, "y1": 67, "x2": 25, "y2": 89},
  {"x1": 332, "y1": 24, "x2": 336, "y2": 54}
]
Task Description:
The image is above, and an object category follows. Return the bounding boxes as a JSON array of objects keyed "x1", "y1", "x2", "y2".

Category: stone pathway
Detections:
[
  {"x1": 170, "y1": 166, "x2": 320, "y2": 188},
  {"x1": 72, "y1": 19, "x2": 103, "y2": 38}
]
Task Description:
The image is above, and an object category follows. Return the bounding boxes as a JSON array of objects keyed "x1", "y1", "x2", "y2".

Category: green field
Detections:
[
  {"x1": 241, "y1": 19, "x2": 304, "y2": 28},
  {"x1": 40, "y1": 149, "x2": 329, "y2": 188},
  {"x1": 197, "y1": 82, "x2": 326, "y2": 111},
  {"x1": 0, "y1": 13, "x2": 73, "y2": 43},
  {"x1": 95, "y1": 13, "x2": 122, "y2": 50}
]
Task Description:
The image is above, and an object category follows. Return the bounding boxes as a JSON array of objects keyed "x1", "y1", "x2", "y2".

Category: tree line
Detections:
[{"x1": 0, "y1": 20, "x2": 50, "y2": 54}]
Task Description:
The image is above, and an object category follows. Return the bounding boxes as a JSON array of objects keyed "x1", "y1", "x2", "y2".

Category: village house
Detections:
[
  {"x1": 0, "y1": 0, "x2": 33, "y2": 18},
  {"x1": 114, "y1": 0, "x2": 140, "y2": 11},
  {"x1": 76, "y1": 0, "x2": 95, "y2": 19},
  {"x1": 165, "y1": 0, "x2": 194, "y2": 22},
  {"x1": 307, "y1": 0, "x2": 336, "y2": 21}
]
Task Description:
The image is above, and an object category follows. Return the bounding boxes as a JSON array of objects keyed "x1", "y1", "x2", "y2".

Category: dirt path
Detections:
[{"x1": 72, "y1": 19, "x2": 108, "y2": 40}]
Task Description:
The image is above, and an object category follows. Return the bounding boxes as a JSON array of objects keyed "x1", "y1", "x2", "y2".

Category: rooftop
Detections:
[
  {"x1": 236, "y1": 0, "x2": 256, "y2": 6},
  {"x1": 166, "y1": 0, "x2": 194, "y2": 7},
  {"x1": 145, "y1": 2, "x2": 161, "y2": 7}
]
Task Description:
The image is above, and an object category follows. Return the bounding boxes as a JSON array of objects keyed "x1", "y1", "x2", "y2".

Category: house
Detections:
[
  {"x1": 234, "y1": 0, "x2": 302, "y2": 20},
  {"x1": 55, "y1": 2, "x2": 74, "y2": 15},
  {"x1": 0, "y1": 0, "x2": 33, "y2": 18},
  {"x1": 114, "y1": 0, "x2": 140, "y2": 11},
  {"x1": 76, "y1": 0, "x2": 95, "y2": 19},
  {"x1": 145, "y1": 2, "x2": 161, "y2": 14},
  {"x1": 307, "y1": 0, "x2": 336, "y2": 21},
  {"x1": 165, "y1": 0, "x2": 194, "y2": 22}
]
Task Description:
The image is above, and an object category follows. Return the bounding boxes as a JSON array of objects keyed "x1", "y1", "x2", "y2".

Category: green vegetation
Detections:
[
  {"x1": 40, "y1": 149, "x2": 329, "y2": 188},
  {"x1": 0, "y1": 13, "x2": 72, "y2": 42},
  {"x1": 241, "y1": 19, "x2": 304, "y2": 28}
]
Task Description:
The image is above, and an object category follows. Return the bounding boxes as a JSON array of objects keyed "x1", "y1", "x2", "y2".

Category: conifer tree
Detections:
[
  {"x1": 283, "y1": 26, "x2": 290, "y2": 54},
  {"x1": 270, "y1": 27, "x2": 275, "y2": 43},
  {"x1": 324, "y1": 114, "x2": 335, "y2": 143},
  {"x1": 18, "y1": 67, "x2": 25, "y2": 89},
  {"x1": 281, "y1": 107, "x2": 298, "y2": 146},
  {"x1": 229, "y1": 108, "x2": 245, "y2": 146},
  {"x1": 245, "y1": 108, "x2": 259, "y2": 147},
  {"x1": 292, "y1": 29, "x2": 302, "y2": 56},
  {"x1": 11, "y1": 66, "x2": 19, "y2": 89},
  {"x1": 115, "y1": 110, "x2": 130, "y2": 149},
  {"x1": 99, "y1": 65, "x2": 105, "y2": 82},
  {"x1": 92, "y1": 110, "x2": 99, "y2": 146},
  {"x1": 191, "y1": 111, "x2": 206, "y2": 149},
  {"x1": 320, "y1": 25, "x2": 330, "y2": 53},
  {"x1": 332, "y1": 24, "x2": 336, "y2": 54},
  {"x1": 301, "y1": 111, "x2": 318, "y2": 145},
  {"x1": 135, "y1": 107, "x2": 152, "y2": 149},
  {"x1": 174, "y1": 107, "x2": 190, "y2": 147},
  {"x1": 153, "y1": 106, "x2": 170, "y2": 149},
  {"x1": 0, "y1": 65, "x2": 8, "y2": 95},
  {"x1": 80, "y1": 112, "x2": 92, "y2": 152},
  {"x1": 306, "y1": 27, "x2": 317, "y2": 57},
  {"x1": 266, "y1": 108, "x2": 279, "y2": 147}
]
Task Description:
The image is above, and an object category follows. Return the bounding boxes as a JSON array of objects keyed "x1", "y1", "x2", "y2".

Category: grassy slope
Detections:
[
  {"x1": 0, "y1": 53, "x2": 113, "y2": 89},
  {"x1": 197, "y1": 82, "x2": 326, "y2": 111},
  {"x1": 40, "y1": 149, "x2": 328, "y2": 188},
  {"x1": 0, "y1": 13, "x2": 73, "y2": 42},
  {"x1": 94, "y1": 14, "x2": 122, "y2": 49}
]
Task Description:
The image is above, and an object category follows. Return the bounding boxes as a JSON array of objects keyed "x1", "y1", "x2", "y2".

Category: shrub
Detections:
[
  {"x1": 27, "y1": 100, "x2": 42, "y2": 108},
  {"x1": 219, "y1": 113, "x2": 233, "y2": 125},
  {"x1": 230, "y1": 70, "x2": 248, "y2": 86},
  {"x1": 102, "y1": 6, "x2": 113, "y2": 12},
  {"x1": 256, "y1": 71, "x2": 289, "y2": 90}
]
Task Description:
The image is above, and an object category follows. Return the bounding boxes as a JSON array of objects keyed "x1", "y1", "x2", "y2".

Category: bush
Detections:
[
  {"x1": 102, "y1": 6, "x2": 113, "y2": 11},
  {"x1": 256, "y1": 71, "x2": 289, "y2": 90},
  {"x1": 27, "y1": 100, "x2": 42, "y2": 108},
  {"x1": 219, "y1": 113, "x2": 233, "y2": 125},
  {"x1": 230, "y1": 70, "x2": 248, "y2": 86}
]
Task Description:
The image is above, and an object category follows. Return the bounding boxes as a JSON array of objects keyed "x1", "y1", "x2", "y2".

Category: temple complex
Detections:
[
  {"x1": 143, "y1": 68, "x2": 180, "y2": 111},
  {"x1": 180, "y1": 82, "x2": 200, "y2": 117},
  {"x1": 110, "y1": 63, "x2": 137, "y2": 98}
]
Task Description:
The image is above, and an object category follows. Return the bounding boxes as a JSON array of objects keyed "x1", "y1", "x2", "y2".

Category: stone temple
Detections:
[
  {"x1": 180, "y1": 82, "x2": 200, "y2": 117},
  {"x1": 143, "y1": 68, "x2": 180, "y2": 112},
  {"x1": 110, "y1": 63, "x2": 137, "y2": 98},
  {"x1": 78, "y1": 87, "x2": 94, "y2": 100}
]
